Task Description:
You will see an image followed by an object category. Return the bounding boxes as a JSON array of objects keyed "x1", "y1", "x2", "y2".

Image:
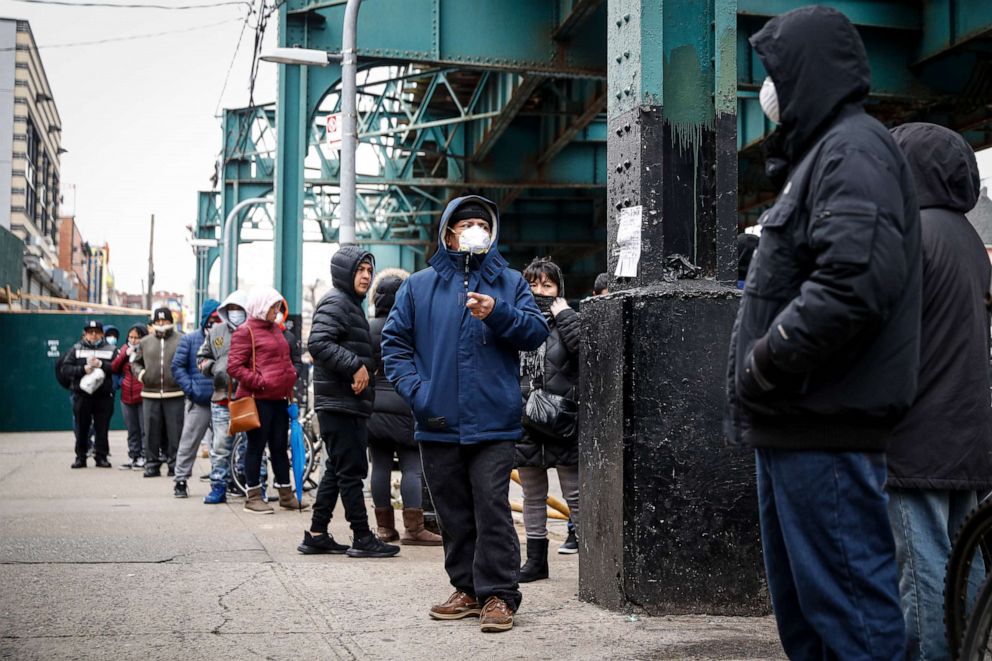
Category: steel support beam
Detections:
[
  {"x1": 738, "y1": 0, "x2": 920, "y2": 30},
  {"x1": 471, "y1": 75, "x2": 545, "y2": 162},
  {"x1": 554, "y1": 0, "x2": 606, "y2": 41},
  {"x1": 273, "y1": 57, "x2": 307, "y2": 314}
]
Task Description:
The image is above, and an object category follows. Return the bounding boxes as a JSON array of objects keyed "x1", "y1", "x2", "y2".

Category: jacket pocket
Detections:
[
  {"x1": 412, "y1": 379, "x2": 431, "y2": 419},
  {"x1": 810, "y1": 200, "x2": 877, "y2": 266},
  {"x1": 747, "y1": 198, "x2": 800, "y2": 299}
]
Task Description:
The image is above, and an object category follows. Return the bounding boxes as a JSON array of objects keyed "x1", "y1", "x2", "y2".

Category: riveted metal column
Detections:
[
  {"x1": 273, "y1": 59, "x2": 307, "y2": 315},
  {"x1": 579, "y1": 0, "x2": 765, "y2": 616}
]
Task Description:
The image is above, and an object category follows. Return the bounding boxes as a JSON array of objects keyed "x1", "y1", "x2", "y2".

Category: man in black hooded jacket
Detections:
[
  {"x1": 725, "y1": 7, "x2": 920, "y2": 658},
  {"x1": 886, "y1": 122, "x2": 992, "y2": 661},
  {"x1": 300, "y1": 245, "x2": 399, "y2": 558}
]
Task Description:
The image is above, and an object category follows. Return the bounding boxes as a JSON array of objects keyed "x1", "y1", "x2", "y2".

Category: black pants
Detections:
[
  {"x1": 73, "y1": 394, "x2": 113, "y2": 460},
  {"x1": 420, "y1": 440, "x2": 521, "y2": 611},
  {"x1": 142, "y1": 397, "x2": 185, "y2": 470},
  {"x1": 311, "y1": 411, "x2": 370, "y2": 536},
  {"x1": 244, "y1": 399, "x2": 290, "y2": 488}
]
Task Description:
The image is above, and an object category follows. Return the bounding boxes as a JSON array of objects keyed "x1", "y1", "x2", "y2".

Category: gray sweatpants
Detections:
[
  {"x1": 517, "y1": 464, "x2": 580, "y2": 540},
  {"x1": 174, "y1": 399, "x2": 213, "y2": 482}
]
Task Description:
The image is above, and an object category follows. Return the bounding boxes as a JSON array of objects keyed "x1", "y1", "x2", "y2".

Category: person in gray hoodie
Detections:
[{"x1": 196, "y1": 290, "x2": 248, "y2": 505}]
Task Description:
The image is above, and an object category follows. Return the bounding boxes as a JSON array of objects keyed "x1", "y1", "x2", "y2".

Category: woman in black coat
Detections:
[
  {"x1": 368, "y1": 269, "x2": 441, "y2": 546},
  {"x1": 517, "y1": 257, "x2": 581, "y2": 582}
]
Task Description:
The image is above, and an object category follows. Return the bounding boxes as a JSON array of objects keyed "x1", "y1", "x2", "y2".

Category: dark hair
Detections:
[
  {"x1": 523, "y1": 257, "x2": 564, "y2": 295},
  {"x1": 593, "y1": 272, "x2": 609, "y2": 295}
]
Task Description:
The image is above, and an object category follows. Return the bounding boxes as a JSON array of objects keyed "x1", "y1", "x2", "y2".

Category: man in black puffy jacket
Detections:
[
  {"x1": 300, "y1": 245, "x2": 399, "y2": 558},
  {"x1": 725, "y1": 7, "x2": 920, "y2": 659},
  {"x1": 886, "y1": 123, "x2": 992, "y2": 661},
  {"x1": 61, "y1": 320, "x2": 117, "y2": 469}
]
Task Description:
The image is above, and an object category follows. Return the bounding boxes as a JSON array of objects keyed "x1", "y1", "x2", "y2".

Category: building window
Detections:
[{"x1": 24, "y1": 119, "x2": 38, "y2": 225}]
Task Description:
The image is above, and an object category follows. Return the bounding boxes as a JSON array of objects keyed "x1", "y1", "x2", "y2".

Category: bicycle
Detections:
[{"x1": 946, "y1": 493, "x2": 992, "y2": 659}]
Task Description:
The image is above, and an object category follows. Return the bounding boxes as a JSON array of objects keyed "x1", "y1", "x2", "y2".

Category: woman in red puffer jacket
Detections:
[
  {"x1": 227, "y1": 286, "x2": 301, "y2": 514},
  {"x1": 111, "y1": 323, "x2": 148, "y2": 468}
]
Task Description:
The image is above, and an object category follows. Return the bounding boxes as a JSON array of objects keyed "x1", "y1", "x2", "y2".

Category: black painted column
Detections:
[{"x1": 579, "y1": 0, "x2": 767, "y2": 615}]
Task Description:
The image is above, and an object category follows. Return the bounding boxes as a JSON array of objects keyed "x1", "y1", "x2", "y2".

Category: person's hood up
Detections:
[
  {"x1": 891, "y1": 122, "x2": 980, "y2": 213},
  {"x1": 200, "y1": 298, "x2": 221, "y2": 330},
  {"x1": 750, "y1": 6, "x2": 870, "y2": 162},
  {"x1": 330, "y1": 245, "x2": 375, "y2": 302},
  {"x1": 429, "y1": 195, "x2": 507, "y2": 283},
  {"x1": 245, "y1": 286, "x2": 283, "y2": 321},
  {"x1": 126, "y1": 323, "x2": 148, "y2": 340},
  {"x1": 369, "y1": 268, "x2": 409, "y2": 318},
  {"x1": 216, "y1": 289, "x2": 248, "y2": 328},
  {"x1": 104, "y1": 324, "x2": 119, "y2": 339}
]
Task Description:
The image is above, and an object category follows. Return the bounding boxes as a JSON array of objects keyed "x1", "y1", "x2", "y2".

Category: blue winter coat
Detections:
[
  {"x1": 172, "y1": 299, "x2": 220, "y2": 405},
  {"x1": 382, "y1": 195, "x2": 549, "y2": 444}
]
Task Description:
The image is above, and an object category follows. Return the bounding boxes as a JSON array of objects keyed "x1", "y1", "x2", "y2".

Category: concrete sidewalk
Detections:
[{"x1": 0, "y1": 431, "x2": 782, "y2": 660}]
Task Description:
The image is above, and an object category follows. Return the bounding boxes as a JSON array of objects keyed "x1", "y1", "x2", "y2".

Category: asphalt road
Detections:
[{"x1": 0, "y1": 430, "x2": 782, "y2": 660}]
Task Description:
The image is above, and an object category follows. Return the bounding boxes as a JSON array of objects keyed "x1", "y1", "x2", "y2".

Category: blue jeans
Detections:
[
  {"x1": 756, "y1": 448, "x2": 906, "y2": 661},
  {"x1": 887, "y1": 488, "x2": 983, "y2": 661}
]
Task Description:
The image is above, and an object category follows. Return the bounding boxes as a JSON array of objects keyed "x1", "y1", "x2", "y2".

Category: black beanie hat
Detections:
[
  {"x1": 152, "y1": 307, "x2": 174, "y2": 324},
  {"x1": 448, "y1": 201, "x2": 491, "y2": 226}
]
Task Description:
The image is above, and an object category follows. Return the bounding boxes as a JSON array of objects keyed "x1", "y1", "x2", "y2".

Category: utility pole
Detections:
[{"x1": 146, "y1": 214, "x2": 155, "y2": 309}]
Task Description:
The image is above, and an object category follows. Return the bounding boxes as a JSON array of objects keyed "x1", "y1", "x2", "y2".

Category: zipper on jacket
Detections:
[
  {"x1": 160, "y1": 337, "x2": 165, "y2": 393},
  {"x1": 463, "y1": 254, "x2": 487, "y2": 344}
]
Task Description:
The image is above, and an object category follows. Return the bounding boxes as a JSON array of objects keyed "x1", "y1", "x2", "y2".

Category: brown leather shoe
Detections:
[
  {"x1": 479, "y1": 596, "x2": 514, "y2": 633},
  {"x1": 429, "y1": 590, "x2": 481, "y2": 620}
]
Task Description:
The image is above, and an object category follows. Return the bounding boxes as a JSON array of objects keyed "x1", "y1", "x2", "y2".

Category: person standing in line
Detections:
[
  {"x1": 227, "y1": 287, "x2": 303, "y2": 514},
  {"x1": 299, "y1": 247, "x2": 399, "y2": 558},
  {"x1": 725, "y1": 7, "x2": 921, "y2": 659},
  {"x1": 366, "y1": 267, "x2": 441, "y2": 546},
  {"x1": 112, "y1": 324, "x2": 148, "y2": 469},
  {"x1": 171, "y1": 299, "x2": 221, "y2": 498},
  {"x1": 592, "y1": 273, "x2": 609, "y2": 296},
  {"x1": 382, "y1": 196, "x2": 548, "y2": 633},
  {"x1": 61, "y1": 320, "x2": 117, "y2": 469},
  {"x1": 885, "y1": 122, "x2": 992, "y2": 661},
  {"x1": 197, "y1": 290, "x2": 249, "y2": 505},
  {"x1": 134, "y1": 308, "x2": 185, "y2": 478},
  {"x1": 516, "y1": 258, "x2": 582, "y2": 581}
]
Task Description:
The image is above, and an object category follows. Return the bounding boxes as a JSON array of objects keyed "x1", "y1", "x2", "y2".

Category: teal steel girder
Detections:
[{"x1": 285, "y1": 0, "x2": 607, "y2": 78}]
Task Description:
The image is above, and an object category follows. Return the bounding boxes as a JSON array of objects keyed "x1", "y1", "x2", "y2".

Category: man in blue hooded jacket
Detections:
[
  {"x1": 382, "y1": 196, "x2": 548, "y2": 633},
  {"x1": 171, "y1": 298, "x2": 220, "y2": 498}
]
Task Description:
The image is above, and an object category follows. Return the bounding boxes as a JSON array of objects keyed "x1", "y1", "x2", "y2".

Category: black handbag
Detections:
[{"x1": 523, "y1": 385, "x2": 578, "y2": 440}]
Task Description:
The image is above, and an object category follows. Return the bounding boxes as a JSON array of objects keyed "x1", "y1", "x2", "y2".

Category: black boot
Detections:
[{"x1": 519, "y1": 538, "x2": 549, "y2": 583}]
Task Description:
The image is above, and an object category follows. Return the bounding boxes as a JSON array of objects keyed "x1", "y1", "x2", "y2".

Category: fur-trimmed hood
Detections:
[{"x1": 369, "y1": 268, "x2": 410, "y2": 318}]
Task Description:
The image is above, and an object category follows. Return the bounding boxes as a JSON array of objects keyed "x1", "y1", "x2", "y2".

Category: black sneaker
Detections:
[
  {"x1": 346, "y1": 533, "x2": 400, "y2": 558},
  {"x1": 143, "y1": 466, "x2": 161, "y2": 478},
  {"x1": 198, "y1": 473, "x2": 211, "y2": 482},
  {"x1": 118, "y1": 461, "x2": 134, "y2": 470},
  {"x1": 71, "y1": 457, "x2": 86, "y2": 469},
  {"x1": 94, "y1": 457, "x2": 112, "y2": 468},
  {"x1": 558, "y1": 529, "x2": 579, "y2": 555},
  {"x1": 174, "y1": 481, "x2": 188, "y2": 498},
  {"x1": 167, "y1": 467, "x2": 176, "y2": 477},
  {"x1": 298, "y1": 531, "x2": 349, "y2": 555}
]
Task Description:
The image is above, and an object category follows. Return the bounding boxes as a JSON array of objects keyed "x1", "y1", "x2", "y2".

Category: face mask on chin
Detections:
[{"x1": 456, "y1": 225, "x2": 491, "y2": 254}]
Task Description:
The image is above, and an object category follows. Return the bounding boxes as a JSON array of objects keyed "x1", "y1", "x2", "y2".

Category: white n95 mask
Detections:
[
  {"x1": 760, "y1": 77, "x2": 780, "y2": 125},
  {"x1": 458, "y1": 225, "x2": 491, "y2": 254}
]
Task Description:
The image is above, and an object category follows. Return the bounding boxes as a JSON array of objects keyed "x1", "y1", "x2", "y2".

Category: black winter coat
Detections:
[
  {"x1": 886, "y1": 123, "x2": 992, "y2": 491},
  {"x1": 308, "y1": 245, "x2": 376, "y2": 417},
  {"x1": 367, "y1": 270, "x2": 415, "y2": 449},
  {"x1": 61, "y1": 339, "x2": 117, "y2": 398},
  {"x1": 516, "y1": 305, "x2": 581, "y2": 468},
  {"x1": 725, "y1": 6, "x2": 922, "y2": 452}
]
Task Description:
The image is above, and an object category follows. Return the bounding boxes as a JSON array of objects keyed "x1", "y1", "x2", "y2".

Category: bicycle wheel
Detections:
[
  {"x1": 230, "y1": 435, "x2": 248, "y2": 497},
  {"x1": 961, "y1": 576, "x2": 992, "y2": 660},
  {"x1": 946, "y1": 500, "x2": 992, "y2": 659}
]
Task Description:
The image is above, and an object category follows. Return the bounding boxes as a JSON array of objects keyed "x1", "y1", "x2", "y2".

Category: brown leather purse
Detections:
[{"x1": 228, "y1": 326, "x2": 261, "y2": 434}]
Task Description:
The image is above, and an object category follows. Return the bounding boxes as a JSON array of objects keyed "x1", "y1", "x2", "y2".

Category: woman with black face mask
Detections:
[{"x1": 517, "y1": 257, "x2": 582, "y2": 582}]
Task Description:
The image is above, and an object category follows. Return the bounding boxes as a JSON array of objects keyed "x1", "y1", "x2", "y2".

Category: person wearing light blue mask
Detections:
[{"x1": 196, "y1": 290, "x2": 253, "y2": 504}]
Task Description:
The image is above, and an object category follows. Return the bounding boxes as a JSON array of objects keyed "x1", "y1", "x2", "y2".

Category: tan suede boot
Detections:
[
  {"x1": 244, "y1": 487, "x2": 273, "y2": 515},
  {"x1": 402, "y1": 508, "x2": 442, "y2": 546},
  {"x1": 375, "y1": 506, "x2": 400, "y2": 542},
  {"x1": 276, "y1": 486, "x2": 309, "y2": 511}
]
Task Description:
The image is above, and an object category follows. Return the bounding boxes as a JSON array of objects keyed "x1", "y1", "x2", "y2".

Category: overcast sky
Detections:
[{"x1": 4, "y1": 1, "x2": 992, "y2": 304}]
